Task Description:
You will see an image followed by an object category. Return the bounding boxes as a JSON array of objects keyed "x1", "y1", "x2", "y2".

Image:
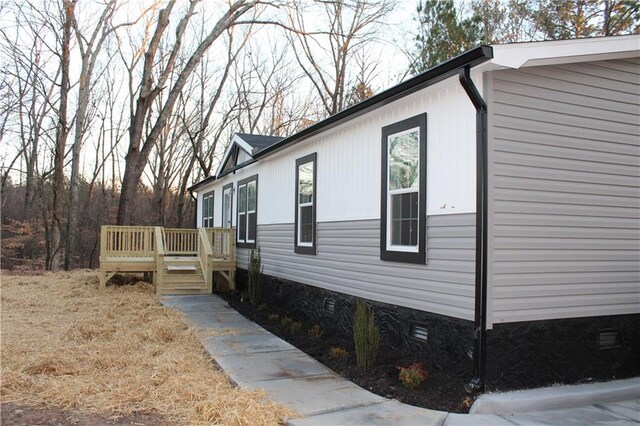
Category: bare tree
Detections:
[
  {"x1": 64, "y1": 1, "x2": 155, "y2": 269},
  {"x1": 116, "y1": 0, "x2": 263, "y2": 225},
  {"x1": 48, "y1": 0, "x2": 76, "y2": 270},
  {"x1": 285, "y1": 0, "x2": 395, "y2": 116}
]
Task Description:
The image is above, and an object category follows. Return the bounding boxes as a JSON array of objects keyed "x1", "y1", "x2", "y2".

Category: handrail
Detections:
[{"x1": 198, "y1": 228, "x2": 213, "y2": 291}]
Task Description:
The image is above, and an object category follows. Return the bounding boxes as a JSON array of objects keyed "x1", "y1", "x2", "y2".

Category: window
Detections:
[
  {"x1": 237, "y1": 175, "x2": 258, "y2": 248},
  {"x1": 380, "y1": 114, "x2": 426, "y2": 264},
  {"x1": 202, "y1": 191, "x2": 214, "y2": 228},
  {"x1": 222, "y1": 183, "x2": 233, "y2": 228},
  {"x1": 295, "y1": 153, "x2": 317, "y2": 254}
]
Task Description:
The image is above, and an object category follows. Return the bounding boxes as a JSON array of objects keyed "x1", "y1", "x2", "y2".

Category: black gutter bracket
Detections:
[{"x1": 459, "y1": 65, "x2": 489, "y2": 394}]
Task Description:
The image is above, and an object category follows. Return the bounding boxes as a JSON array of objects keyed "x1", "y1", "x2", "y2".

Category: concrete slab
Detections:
[
  {"x1": 203, "y1": 333, "x2": 297, "y2": 357},
  {"x1": 502, "y1": 405, "x2": 638, "y2": 426},
  {"x1": 245, "y1": 375, "x2": 385, "y2": 417},
  {"x1": 182, "y1": 310, "x2": 250, "y2": 324},
  {"x1": 187, "y1": 319, "x2": 268, "y2": 334},
  {"x1": 471, "y1": 378, "x2": 640, "y2": 414},
  {"x1": 288, "y1": 399, "x2": 447, "y2": 426},
  {"x1": 443, "y1": 413, "x2": 517, "y2": 425},
  {"x1": 214, "y1": 350, "x2": 334, "y2": 385},
  {"x1": 597, "y1": 400, "x2": 640, "y2": 423},
  {"x1": 161, "y1": 295, "x2": 231, "y2": 312}
]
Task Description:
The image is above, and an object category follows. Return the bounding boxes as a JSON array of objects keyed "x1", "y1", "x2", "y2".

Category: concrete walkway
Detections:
[{"x1": 161, "y1": 295, "x2": 640, "y2": 425}]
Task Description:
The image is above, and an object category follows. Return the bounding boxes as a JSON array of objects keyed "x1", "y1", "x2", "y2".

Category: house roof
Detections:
[
  {"x1": 235, "y1": 133, "x2": 284, "y2": 153},
  {"x1": 188, "y1": 45, "x2": 492, "y2": 193}
]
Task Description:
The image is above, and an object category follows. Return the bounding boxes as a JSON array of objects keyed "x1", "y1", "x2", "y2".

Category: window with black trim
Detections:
[
  {"x1": 222, "y1": 183, "x2": 233, "y2": 228},
  {"x1": 237, "y1": 175, "x2": 257, "y2": 248},
  {"x1": 295, "y1": 153, "x2": 317, "y2": 254},
  {"x1": 380, "y1": 114, "x2": 427, "y2": 264},
  {"x1": 202, "y1": 191, "x2": 214, "y2": 227}
]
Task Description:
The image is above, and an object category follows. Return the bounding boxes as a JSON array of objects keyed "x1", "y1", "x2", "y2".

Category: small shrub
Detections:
[
  {"x1": 267, "y1": 314, "x2": 280, "y2": 322},
  {"x1": 257, "y1": 303, "x2": 267, "y2": 311},
  {"x1": 281, "y1": 316, "x2": 293, "y2": 327},
  {"x1": 308, "y1": 324, "x2": 323, "y2": 340},
  {"x1": 397, "y1": 362, "x2": 428, "y2": 389},
  {"x1": 329, "y1": 346, "x2": 349, "y2": 359},
  {"x1": 290, "y1": 321, "x2": 303, "y2": 334},
  {"x1": 353, "y1": 299, "x2": 379, "y2": 372},
  {"x1": 248, "y1": 248, "x2": 263, "y2": 306}
]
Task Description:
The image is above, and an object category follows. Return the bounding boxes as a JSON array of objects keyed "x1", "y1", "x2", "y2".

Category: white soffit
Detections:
[{"x1": 488, "y1": 34, "x2": 640, "y2": 70}]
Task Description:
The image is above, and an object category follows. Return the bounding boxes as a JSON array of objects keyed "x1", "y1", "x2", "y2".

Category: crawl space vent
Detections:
[
  {"x1": 598, "y1": 329, "x2": 621, "y2": 349},
  {"x1": 323, "y1": 298, "x2": 335, "y2": 314},
  {"x1": 410, "y1": 324, "x2": 429, "y2": 342}
]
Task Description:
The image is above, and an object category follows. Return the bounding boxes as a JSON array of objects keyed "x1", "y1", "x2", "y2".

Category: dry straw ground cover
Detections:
[{"x1": 1, "y1": 270, "x2": 294, "y2": 425}]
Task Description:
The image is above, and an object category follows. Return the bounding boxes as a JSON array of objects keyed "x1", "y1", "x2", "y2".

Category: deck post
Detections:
[
  {"x1": 100, "y1": 226, "x2": 108, "y2": 288},
  {"x1": 155, "y1": 227, "x2": 165, "y2": 295}
]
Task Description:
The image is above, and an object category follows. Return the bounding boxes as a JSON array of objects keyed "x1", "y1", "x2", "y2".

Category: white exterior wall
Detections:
[{"x1": 196, "y1": 72, "x2": 479, "y2": 228}]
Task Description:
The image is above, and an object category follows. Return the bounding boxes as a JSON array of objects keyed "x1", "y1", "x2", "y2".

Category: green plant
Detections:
[
  {"x1": 397, "y1": 362, "x2": 428, "y2": 389},
  {"x1": 257, "y1": 303, "x2": 267, "y2": 311},
  {"x1": 353, "y1": 299, "x2": 379, "y2": 372},
  {"x1": 290, "y1": 321, "x2": 303, "y2": 334},
  {"x1": 267, "y1": 314, "x2": 280, "y2": 322},
  {"x1": 329, "y1": 346, "x2": 349, "y2": 359},
  {"x1": 308, "y1": 324, "x2": 323, "y2": 340},
  {"x1": 248, "y1": 248, "x2": 263, "y2": 306},
  {"x1": 281, "y1": 316, "x2": 293, "y2": 327}
]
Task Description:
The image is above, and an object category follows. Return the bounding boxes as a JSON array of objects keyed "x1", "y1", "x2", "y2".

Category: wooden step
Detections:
[
  {"x1": 166, "y1": 264, "x2": 197, "y2": 272},
  {"x1": 163, "y1": 274, "x2": 205, "y2": 283}
]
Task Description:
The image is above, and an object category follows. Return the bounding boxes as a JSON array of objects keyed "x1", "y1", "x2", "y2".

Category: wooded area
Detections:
[{"x1": 1, "y1": 0, "x2": 638, "y2": 271}]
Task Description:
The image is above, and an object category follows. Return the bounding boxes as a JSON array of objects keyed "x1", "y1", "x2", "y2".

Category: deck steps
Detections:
[{"x1": 161, "y1": 256, "x2": 207, "y2": 295}]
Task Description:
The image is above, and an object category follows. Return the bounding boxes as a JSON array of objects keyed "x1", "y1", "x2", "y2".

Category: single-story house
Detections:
[{"x1": 188, "y1": 35, "x2": 640, "y2": 392}]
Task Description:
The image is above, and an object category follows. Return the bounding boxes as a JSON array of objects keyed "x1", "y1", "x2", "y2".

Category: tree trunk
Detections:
[{"x1": 50, "y1": 0, "x2": 76, "y2": 271}]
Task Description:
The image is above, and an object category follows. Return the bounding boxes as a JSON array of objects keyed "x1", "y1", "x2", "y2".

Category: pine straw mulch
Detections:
[{"x1": 0, "y1": 270, "x2": 296, "y2": 425}]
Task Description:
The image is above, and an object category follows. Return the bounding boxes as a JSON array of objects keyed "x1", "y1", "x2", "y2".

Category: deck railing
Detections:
[
  {"x1": 100, "y1": 226, "x2": 156, "y2": 258},
  {"x1": 162, "y1": 228, "x2": 199, "y2": 255},
  {"x1": 206, "y1": 228, "x2": 235, "y2": 260}
]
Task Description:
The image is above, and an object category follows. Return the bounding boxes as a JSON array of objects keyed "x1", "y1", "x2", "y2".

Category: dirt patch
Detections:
[
  {"x1": 223, "y1": 293, "x2": 473, "y2": 413},
  {"x1": 1, "y1": 271, "x2": 294, "y2": 425},
  {"x1": 1, "y1": 402, "x2": 170, "y2": 425}
]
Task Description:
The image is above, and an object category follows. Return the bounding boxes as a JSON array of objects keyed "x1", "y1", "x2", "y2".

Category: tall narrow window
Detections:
[
  {"x1": 237, "y1": 175, "x2": 258, "y2": 248},
  {"x1": 381, "y1": 114, "x2": 426, "y2": 264},
  {"x1": 295, "y1": 153, "x2": 317, "y2": 254},
  {"x1": 222, "y1": 183, "x2": 233, "y2": 228},
  {"x1": 202, "y1": 191, "x2": 214, "y2": 228}
]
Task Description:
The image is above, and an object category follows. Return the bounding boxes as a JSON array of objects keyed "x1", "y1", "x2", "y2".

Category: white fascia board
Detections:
[
  {"x1": 489, "y1": 35, "x2": 640, "y2": 70},
  {"x1": 214, "y1": 134, "x2": 255, "y2": 178}
]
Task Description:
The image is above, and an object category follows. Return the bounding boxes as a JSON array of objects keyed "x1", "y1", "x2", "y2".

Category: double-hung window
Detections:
[
  {"x1": 202, "y1": 191, "x2": 214, "y2": 228},
  {"x1": 295, "y1": 153, "x2": 317, "y2": 254},
  {"x1": 237, "y1": 175, "x2": 258, "y2": 248},
  {"x1": 380, "y1": 114, "x2": 426, "y2": 264}
]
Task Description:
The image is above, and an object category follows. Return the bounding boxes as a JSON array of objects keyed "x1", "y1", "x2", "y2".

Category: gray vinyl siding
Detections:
[
  {"x1": 487, "y1": 58, "x2": 640, "y2": 326},
  {"x1": 237, "y1": 213, "x2": 476, "y2": 320}
]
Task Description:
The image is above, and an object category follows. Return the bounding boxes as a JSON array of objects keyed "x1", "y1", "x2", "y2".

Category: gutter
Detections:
[{"x1": 459, "y1": 65, "x2": 489, "y2": 393}]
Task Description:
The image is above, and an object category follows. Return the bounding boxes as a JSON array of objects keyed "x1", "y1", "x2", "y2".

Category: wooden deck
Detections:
[{"x1": 99, "y1": 226, "x2": 235, "y2": 295}]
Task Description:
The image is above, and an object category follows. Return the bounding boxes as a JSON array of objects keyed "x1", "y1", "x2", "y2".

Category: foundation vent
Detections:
[
  {"x1": 323, "y1": 298, "x2": 335, "y2": 314},
  {"x1": 410, "y1": 324, "x2": 428, "y2": 342},
  {"x1": 598, "y1": 329, "x2": 621, "y2": 349}
]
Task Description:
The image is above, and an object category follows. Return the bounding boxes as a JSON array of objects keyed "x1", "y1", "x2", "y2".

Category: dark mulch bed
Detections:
[{"x1": 222, "y1": 292, "x2": 474, "y2": 413}]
